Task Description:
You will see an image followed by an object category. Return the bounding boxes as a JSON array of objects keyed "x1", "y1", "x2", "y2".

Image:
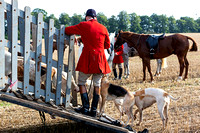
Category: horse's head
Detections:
[{"x1": 114, "y1": 30, "x2": 126, "y2": 50}]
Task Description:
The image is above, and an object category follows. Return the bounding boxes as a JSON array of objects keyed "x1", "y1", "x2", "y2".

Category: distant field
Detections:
[{"x1": 0, "y1": 33, "x2": 200, "y2": 132}]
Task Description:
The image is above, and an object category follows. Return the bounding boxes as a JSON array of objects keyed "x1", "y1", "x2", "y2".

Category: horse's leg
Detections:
[
  {"x1": 177, "y1": 55, "x2": 185, "y2": 81},
  {"x1": 155, "y1": 59, "x2": 161, "y2": 76},
  {"x1": 184, "y1": 56, "x2": 189, "y2": 80},
  {"x1": 142, "y1": 59, "x2": 147, "y2": 82},
  {"x1": 146, "y1": 59, "x2": 154, "y2": 82}
]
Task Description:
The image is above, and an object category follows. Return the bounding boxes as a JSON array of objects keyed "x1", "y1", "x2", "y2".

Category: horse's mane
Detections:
[
  {"x1": 121, "y1": 31, "x2": 143, "y2": 38},
  {"x1": 119, "y1": 31, "x2": 142, "y2": 42}
]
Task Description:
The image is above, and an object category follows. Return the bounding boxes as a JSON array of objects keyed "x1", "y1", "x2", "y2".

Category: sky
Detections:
[{"x1": 4, "y1": 0, "x2": 200, "y2": 20}]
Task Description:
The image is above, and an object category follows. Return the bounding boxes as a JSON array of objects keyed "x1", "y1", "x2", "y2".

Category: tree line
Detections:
[{"x1": 32, "y1": 8, "x2": 200, "y2": 34}]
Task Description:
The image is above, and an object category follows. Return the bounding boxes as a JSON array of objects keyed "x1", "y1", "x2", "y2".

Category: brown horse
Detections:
[{"x1": 114, "y1": 31, "x2": 198, "y2": 82}]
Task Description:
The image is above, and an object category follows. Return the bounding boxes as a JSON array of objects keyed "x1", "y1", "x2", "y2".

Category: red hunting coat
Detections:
[
  {"x1": 65, "y1": 19, "x2": 111, "y2": 74},
  {"x1": 113, "y1": 45, "x2": 124, "y2": 64}
]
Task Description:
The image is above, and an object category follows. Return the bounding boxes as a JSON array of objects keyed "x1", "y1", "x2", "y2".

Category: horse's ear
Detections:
[{"x1": 118, "y1": 30, "x2": 123, "y2": 33}]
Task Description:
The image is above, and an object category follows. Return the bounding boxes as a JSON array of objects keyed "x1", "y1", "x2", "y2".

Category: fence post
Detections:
[
  {"x1": 65, "y1": 35, "x2": 74, "y2": 107},
  {"x1": 55, "y1": 25, "x2": 65, "y2": 105},
  {"x1": 34, "y1": 13, "x2": 43, "y2": 99},
  {"x1": 11, "y1": 0, "x2": 18, "y2": 91},
  {"x1": 45, "y1": 19, "x2": 54, "y2": 102},
  {"x1": 0, "y1": 0, "x2": 5, "y2": 89},
  {"x1": 23, "y1": 6, "x2": 31, "y2": 95}
]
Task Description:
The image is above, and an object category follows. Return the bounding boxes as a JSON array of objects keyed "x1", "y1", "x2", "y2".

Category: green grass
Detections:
[{"x1": 0, "y1": 100, "x2": 12, "y2": 107}]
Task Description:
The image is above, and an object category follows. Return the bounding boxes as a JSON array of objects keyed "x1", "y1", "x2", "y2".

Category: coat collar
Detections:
[{"x1": 87, "y1": 18, "x2": 97, "y2": 22}]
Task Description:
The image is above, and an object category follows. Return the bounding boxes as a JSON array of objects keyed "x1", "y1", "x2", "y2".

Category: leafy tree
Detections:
[
  {"x1": 117, "y1": 11, "x2": 130, "y2": 31},
  {"x1": 97, "y1": 12, "x2": 108, "y2": 28},
  {"x1": 176, "y1": 19, "x2": 187, "y2": 33},
  {"x1": 159, "y1": 15, "x2": 169, "y2": 33},
  {"x1": 31, "y1": 8, "x2": 47, "y2": 20},
  {"x1": 71, "y1": 13, "x2": 83, "y2": 25},
  {"x1": 168, "y1": 16, "x2": 178, "y2": 33},
  {"x1": 150, "y1": 14, "x2": 159, "y2": 33},
  {"x1": 140, "y1": 15, "x2": 152, "y2": 33},
  {"x1": 59, "y1": 13, "x2": 71, "y2": 26},
  {"x1": 108, "y1": 15, "x2": 118, "y2": 33},
  {"x1": 32, "y1": 8, "x2": 200, "y2": 34},
  {"x1": 180, "y1": 17, "x2": 198, "y2": 32},
  {"x1": 195, "y1": 17, "x2": 200, "y2": 32},
  {"x1": 45, "y1": 14, "x2": 60, "y2": 29},
  {"x1": 129, "y1": 13, "x2": 142, "y2": 33},
  {"x1": 150, "y1": 14, "x2": 169, "y2": 33}
]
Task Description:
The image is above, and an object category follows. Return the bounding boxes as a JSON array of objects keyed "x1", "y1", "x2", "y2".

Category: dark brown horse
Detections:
[{"x1": 114, "y1": 31, "x2": 198, "y2": 82}]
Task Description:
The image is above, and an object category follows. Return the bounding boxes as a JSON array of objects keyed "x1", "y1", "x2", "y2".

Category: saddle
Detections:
[{"x1": 146, "y1": 33, "x2": 165, "y2": 58}]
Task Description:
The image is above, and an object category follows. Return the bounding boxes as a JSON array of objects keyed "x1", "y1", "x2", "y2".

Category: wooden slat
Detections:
[
  {"x1": 34, "y1": 13, "x2": 43, "y2": 99},
  {"x1": 45, "y1": 19, "x2": 54, "y2": 102},
  {"x1": 55, "y1": 25, "x2": 65, "y2": 105},
  {"x1": 6, "y1": 11, "x2": 12, "y2": 48},
  {"x1": 0, "y1": 0, "x2": 5, "y2": 89},
  {"x1": 23, "y1": 6, "x2": 31, "y2": 95},
  {"x1": 11, "y1": 0, "x2": 18, "y2": 91},
  {"x1": 65, "y1": 35, "x2": 75, "y2": 107},
  {"x1": 44, "y1": 29, "x2": 48, "y2": 57}
]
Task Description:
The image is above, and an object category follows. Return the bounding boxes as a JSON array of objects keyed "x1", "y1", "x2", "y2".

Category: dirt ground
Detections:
[{"x1": 0, "y1": 33, "x2": 200, "y2": 133}]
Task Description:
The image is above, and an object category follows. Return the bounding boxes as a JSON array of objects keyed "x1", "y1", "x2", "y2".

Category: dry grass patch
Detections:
[{"x1": 0, "y1": 33, "x2": 200, "y2": 132}]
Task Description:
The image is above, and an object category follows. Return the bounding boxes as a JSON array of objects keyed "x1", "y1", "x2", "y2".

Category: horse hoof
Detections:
[{"x1": 156, "y1": 74, "x2": 160, "y2": 77}]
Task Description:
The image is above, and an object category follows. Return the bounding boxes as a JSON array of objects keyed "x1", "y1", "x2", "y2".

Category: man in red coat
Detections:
[
  {"x1": 113, "y1": 33, "x2": 124, "y2": 80},
  {"x1": 65, "y1": 9, "x2": 111, "y2": 117}
]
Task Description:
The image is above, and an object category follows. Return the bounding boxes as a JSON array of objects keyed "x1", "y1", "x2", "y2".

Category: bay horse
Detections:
[{"x1": 114, "y1": 31, "x2": 198, "y2": 82}]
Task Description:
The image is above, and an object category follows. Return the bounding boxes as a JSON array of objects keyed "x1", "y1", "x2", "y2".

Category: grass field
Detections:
[{"x1": 0, "y1": 33, "x2": 200, "y2": 132}]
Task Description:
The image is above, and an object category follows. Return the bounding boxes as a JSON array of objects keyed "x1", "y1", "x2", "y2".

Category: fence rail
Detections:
[{"x1": 0, "y1": 0, "x2": 75, "y2": 107}]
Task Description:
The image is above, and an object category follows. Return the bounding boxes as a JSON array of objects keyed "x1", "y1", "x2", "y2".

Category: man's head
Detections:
[{"x1": 85, "y1": 9, "x2": 96, "y2": 21}]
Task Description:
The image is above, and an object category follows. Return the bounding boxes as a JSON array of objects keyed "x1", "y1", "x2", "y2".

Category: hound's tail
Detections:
[
  {"x1": 168, "y1": 94, "x2": 180, "y2": 101},
  {"x1": 187, "y1": 36, "x2": 198, "y2": 51}
]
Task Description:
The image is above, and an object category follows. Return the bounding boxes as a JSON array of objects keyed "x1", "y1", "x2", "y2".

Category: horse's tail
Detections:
[
  {"x1": 161, "y1": 58, "x2": 167, "y2": 69},
  {"x1": 187, "y1": 36, "x2": 198, "y2": 51}
]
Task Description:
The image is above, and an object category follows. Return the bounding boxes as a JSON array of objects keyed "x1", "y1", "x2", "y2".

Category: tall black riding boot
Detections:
[
  {"x1": 113, "y1": 68, "x2": 117, "y2": 80},
  {"x1": 75, "y1": 93, "x2": 90, "y2": 115},
  {"x1": 90, "y1": 89, "x2": 100, "y2": 117},
  {"x1": 119, "y1": 68, "x2": 123, "y2": 80}
]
